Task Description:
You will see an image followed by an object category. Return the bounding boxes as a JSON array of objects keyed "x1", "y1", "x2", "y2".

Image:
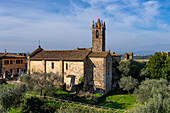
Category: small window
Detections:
[
  {"x1": 4, "y1": 60, "x2": 6, "y2": 65},
  {"x1": 51, "y1": 62, "x2": 54, "y2": 69},
  {"x1": 10, "y1": 69, "x2": 13, "y2": 73},
  {"x1": 21, "y1": 60, "x2": 23, "y2": 64},
  {"x1": 16, "y1": 60, "x2": 20, "y2": 64},
  {"x1": 17, "y1": 68, "x2": 19, "y2": 73},
  {"x1": 4, "y1": 60, "x2": 9, "y2": 65},
  {"x1": 10, "y1": 60, "x2": 13, "y2": 64},
  {"x1": 66, "y1": 63, "x2": 68, "y2": 70},
  {"x1": 96, "y1": 30, "x2": 99, "y2": 38}
]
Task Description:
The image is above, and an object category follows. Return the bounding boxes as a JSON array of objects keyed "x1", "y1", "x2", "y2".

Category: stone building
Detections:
[
  {"x1": 0, "y1": 53, "x2": 26, "y2": 78},
  {"x1": 27, "y1": 19, "x2": 120, "y2": 94},
  {"x1": 161, "y1": 52, "x2": 170, "y2": 57},
  {"x1": 111, "y1": 52, "x2": 121, "y2": 62},
  {"x1": 124, "y1": 52, "x2": 133, "y2": 60}
]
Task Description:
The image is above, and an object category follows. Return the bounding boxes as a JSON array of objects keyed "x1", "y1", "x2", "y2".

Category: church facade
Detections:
[{"x1": 27, "y1": 19, "x2": 118, "y2": 94}]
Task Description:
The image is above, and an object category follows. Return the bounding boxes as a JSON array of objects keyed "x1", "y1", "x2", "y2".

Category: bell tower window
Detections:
[{"x1": 96, "y1": 30, "x2": 99, "y2": 38}]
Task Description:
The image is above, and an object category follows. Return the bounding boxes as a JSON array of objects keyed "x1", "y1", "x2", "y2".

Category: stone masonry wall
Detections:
[
  {"x1": 63, "y1": 61, "x2": 84, "y2": 85},
  {"x1": 30, "y1": 61, "x2": 45, "y2": 73},
  {"x1": 46, "y1": 61, "x2": 61, "y2": 74},
  {"x1": 88, "y1": 57, "x2": 105, "y2": 91},
  {"x1": 105, "y1": 55, "x2": 112, "y2": 93}
]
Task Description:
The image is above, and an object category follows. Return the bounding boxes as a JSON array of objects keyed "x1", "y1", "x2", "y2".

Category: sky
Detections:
[{"x1": 0, "y1": 0, "x2": 170, "y2": 54}]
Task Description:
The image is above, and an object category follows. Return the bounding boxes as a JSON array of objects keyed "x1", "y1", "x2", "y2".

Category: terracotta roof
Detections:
[
  {"x1": 29, "y1": 46, "x2": 43, "y2": 57},
  {"x1": 0, "y1": 53, "x2": 25, "y2": 58},
  {"x1": 88, "y1": 51, "x2": 110, "y2": 58},
  {"x1": 110, "y1": 53, "x2": 121, "y2": 57},
  {"x1": 74, "y1": 47, "x2": 92, "y2": 51},
  {"x1": 30, "y1": 49, "x2": 91, "y2": 60}
]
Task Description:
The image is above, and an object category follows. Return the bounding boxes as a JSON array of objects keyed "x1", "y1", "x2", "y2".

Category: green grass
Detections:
[
  {"x1": 97, "y1": 89, "x2": 136, "y2": 110},
  {"x1": 2, "y1": 84, "x2": 15, "y2": 87},
  {"x1": 94, "y1": 93, "x2": 103, "y2": 97},
  {"x1": 54, "y1": 88, "x2": 73, "y2": 99},
  {"x1": 9, "y1": 108, "x2": 22, "y2": 113},
  {"x1": 26, "y1": 91, "x2": 39, "y2": 96}
]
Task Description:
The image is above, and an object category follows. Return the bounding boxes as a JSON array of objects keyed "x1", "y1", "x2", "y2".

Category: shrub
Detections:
[
  {"x1": 22, "y1": 97, "x2": 45, "y2": 113},
  {"x1": 22, "y1": 97, "x2": 59, "y2": 113}
]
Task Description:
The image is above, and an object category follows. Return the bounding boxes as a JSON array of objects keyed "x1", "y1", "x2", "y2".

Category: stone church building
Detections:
[{"x1": 27, "y1": 19, "x2": 120, "y2": 94}]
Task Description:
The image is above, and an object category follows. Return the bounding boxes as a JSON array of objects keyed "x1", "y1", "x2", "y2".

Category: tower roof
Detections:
[{"x1": 92, "y1": 18, "x2": 105, "y2": 28}]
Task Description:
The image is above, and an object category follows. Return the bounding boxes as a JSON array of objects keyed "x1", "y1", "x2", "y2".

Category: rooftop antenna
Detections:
[{"x1": 5, "y1": 49, "x2": 6, "y2": 53}]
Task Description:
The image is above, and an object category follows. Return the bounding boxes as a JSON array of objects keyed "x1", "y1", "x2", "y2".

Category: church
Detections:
[{"x1": 27, "y1": 19, "x2": 121, "y2": 94}]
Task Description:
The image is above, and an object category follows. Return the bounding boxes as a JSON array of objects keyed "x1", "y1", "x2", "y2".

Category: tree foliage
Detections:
[
  {"x1": 134, "y1": 79, "x2": 169, "y2": 103},
  {"x1": 146, "y1": 52, "x2": 170, "y2": 81},
  {"x1": 21, "y1": 72, "x2": 63, "y2": 97},
  {"x1": 22, "y1": 97, "x2": 58, "y2": 113},
  {"x1": 0, "y1": 85, "x2": 25, "y2": 111},
  {"x1": 118, "y1": 59, "x2": 145, "y2": 80},
  {"x1": 119, "y1": 76, "x2": 138, "y2": 94},
  {"x1": 131, "y1": 78, "x2": 170, "y2": 113},
  {"x1": 139, "y1": 67, "x2": 151, "y2": 80},
  {"x1": 130, "y1": 93, "x2": 170, "y2": 113}
]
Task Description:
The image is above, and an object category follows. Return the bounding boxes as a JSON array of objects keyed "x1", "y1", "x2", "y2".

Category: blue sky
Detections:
[{"x1": 0, "y1": 0, "x2": 170, "y2": 54}]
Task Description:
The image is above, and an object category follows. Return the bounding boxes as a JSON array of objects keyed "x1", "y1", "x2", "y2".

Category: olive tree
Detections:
[
  {"x1": 119, "y1": 76, "x2": 138, "y2": 95},
  {"x1": 21, "y1": 72, "x2": 63, "y2": 97},
  {"x1": 130, "y1": 94, "x2": 170, "y2": 113},
  {"x1": 134, "y1": 79, "x2": 169, "y2": 103},
  {"x1": 118, "y1": 59, "x2": 145, "y2": 80},
  {"x1": 0, "y1": 85, "x2": 25, "y2": 111}
]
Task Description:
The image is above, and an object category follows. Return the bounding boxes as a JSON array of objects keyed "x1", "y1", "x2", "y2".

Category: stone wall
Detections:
[
  {"x1": 113, "y1": 56, "x2": 121, "y2": 62},
  {"x1": 30, "y1": 60, "x2": 45, "y2": 73},
  {"x1": 85, "y1": 57, "x2": 106, "y2": 93},
  {"x1": 105, "y1": 54, "x2": 112, "y2": 93},
  {"x1": 63, "y1": 61, "x2": 84, "y2": 85},
  {"x1": 46, "y1": 61, "x2": 61, "y2": 74},
  {"x1": 124, "y1": 52, "x2": 133, "y2": 60},
  {"x1": 84, "y1": 54, "x2": 112, "y2": 94},
  {"x1": 92, "y1": 28, "x2": 105, "y2": 52}
]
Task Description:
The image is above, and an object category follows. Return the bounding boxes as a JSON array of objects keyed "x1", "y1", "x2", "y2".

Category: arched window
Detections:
[
  {"x1": 51, "y1": 62, "x2": 54, "y2": 69},
  {"x1": 96, "y1": 30, "x2": 99, "y2": 38}
]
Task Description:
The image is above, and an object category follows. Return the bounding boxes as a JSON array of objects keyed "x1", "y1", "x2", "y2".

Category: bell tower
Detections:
[{"x1": 92, "y1": 18, "x2": 106, "y2": 52}]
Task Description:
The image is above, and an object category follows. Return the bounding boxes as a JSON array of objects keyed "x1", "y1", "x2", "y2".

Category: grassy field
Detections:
[{"x1": 97, "y1": 89, "x2": 136, "y2": 110}]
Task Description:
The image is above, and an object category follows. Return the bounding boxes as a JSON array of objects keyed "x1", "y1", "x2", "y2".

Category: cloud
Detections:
[{"x1": 0, "y1": 0, "x2": 169, "y2": 54}]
